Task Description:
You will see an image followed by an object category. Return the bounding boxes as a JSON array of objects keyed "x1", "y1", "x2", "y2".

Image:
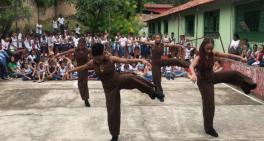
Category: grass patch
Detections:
[{"x1": 41, "y1": 16, "x2": 89, "y2": 34}]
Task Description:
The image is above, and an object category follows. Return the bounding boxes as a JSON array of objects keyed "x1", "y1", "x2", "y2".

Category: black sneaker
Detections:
[
  {"x1": 111, "y1": 136, "x2": 118, "y2": 141},
  {"x1": 205, "y1": 128, "x2": 219, "y2": 137},
  {"x1": 155, "y1": 92, "x2": 165, "y2": 102},
  {"x1": 249, "y1": 83, "x2": 257, "y2": 90},
  {"x1": 242, "y1": 87, "x2": 251, "y2": 94},
  {"x1": 149, "y1": 93, "x2": 155, "y2": 100},
  {"x1": 242, "y1": 83, "x2": 257, "y2": 95},
  {"x1": 84, "y1": 100, "x2": 90, "y2": 107}
]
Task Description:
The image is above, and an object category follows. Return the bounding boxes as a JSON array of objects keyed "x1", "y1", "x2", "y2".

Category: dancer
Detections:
[
  {"x1": 143, "y1": 34, "x2": 189, "y2": 101},
  {"x1": 189, "y1": 38, "x2": 257, "y2": 137},
  {"x1": 55, "y1": 38, "x2": 91, "y2": 107},
  {"x1": 66, "y1": 43, "x2": 163, "y2": 141}
]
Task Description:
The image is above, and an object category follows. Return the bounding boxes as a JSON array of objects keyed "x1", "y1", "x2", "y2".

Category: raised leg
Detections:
[
  {"x1": 213, "y1": 71, "x2": 257, "y2": 94},
  {"x1": 161, "y1": 58, "x2": 189, "y2": 68}
]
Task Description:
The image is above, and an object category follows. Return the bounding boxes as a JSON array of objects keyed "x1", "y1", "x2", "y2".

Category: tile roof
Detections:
[
  {"x1": 145, "y1": 0, "x2": 216, "y2": 22},
  {"x1": 144, "y1": 3, "x2": 174, "y2": 9}
]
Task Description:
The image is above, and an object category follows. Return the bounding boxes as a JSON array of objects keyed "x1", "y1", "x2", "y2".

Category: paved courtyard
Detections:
[{"x1": 0, "y1": 78, "x2": 263, "y2": 141}]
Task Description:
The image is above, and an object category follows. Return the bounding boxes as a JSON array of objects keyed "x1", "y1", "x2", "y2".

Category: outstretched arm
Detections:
[
  {"x1": 140, "y1": 40, "x2": 155, "y2": 47},
  {"x1": 164, "y1": 43, "x2": 182, "y2": 49},
  {"x1": 214, "y1": 52, "x2": 246, "y2": 62},
  {"x1": 67, "y1": 60, "x2": 94, "y2": 73},
  {"x1": 110, "y1": 56, "x2": 151, "y2": 67},
  {"x1": 54, "y1": 48, "x2": 75, "y2": 57}
]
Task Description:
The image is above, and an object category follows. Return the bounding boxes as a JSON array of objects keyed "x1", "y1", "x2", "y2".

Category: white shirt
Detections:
[
  {"x1": 41, "y1": 37, "x2": 48, "y2": 44},
  {"x1": 131, "y1": 66, "x2": 138, "y2": 73},
  {"x1": 52, "y1": 20, "x2": 58, "y2": 29},
  {"x1": 229, "y1": 40, "x2": 240, "y2": 49},
  {"x1": 141, "y1": 36, "x2": 147, "y2": 42},
  {"x1": 18, "y1": 33, "x2": 22, "y2": 40},
  {"x1": 27, "y1": 54, "x2": 36, "y2": 61},
  {"x1": 86, "y1": 37, "x2": 92, "y2": 43},
  {"x1": 48, "y1": 36, "x2": 53, "y2": 47},
  {"x1": 75, "y1": 27, "x2": 81, "y2": 34},
  {"x1": 73, "y1": 37, "x2": 80, "y2": 47},
  {"x1": 1, "y1": 39, "x2": 9, "y2": 50},
  {"x1": 127, "y1": 38, "x2": 133, "y2": 46},
  {"x1": 165, "y1": 66, "x2": 172, "y2": 73},
  {"x1": 119, "y1": 37, "x2": 127, "y2": 47},
  {"x1": 51, "y1": 36, "x2": 57, "y2": 44},
  {"x1": 93, "y1": 37, "x2": 100, "y2": 43},
  {"x1": 163, "y1": 37, "x2": 170, "y2": 43},
  {"x1": 57, "y1": 17, "x2": 65, "y2": 25},
  {"x1": 115, "y1": 36, "x2": 120, "y2": 42},
  {"x1": 101, "y1": 39, "x2": 108, "y2": 45},
  {"x1": 24, "y1": 39, "x2": 32, "y2": 51},
  {"x1": 121, "y1": 64, "x2": 132, "y2": 72},
  {"x1": 59, "y1": 67, "x2": 67, "y2": 76},
  {"x1": 36, "y1": 24, "x2": 43, "y2": 34},
  {"x1": 11, "y1": 36, "x2": 18, "y2": 48},
  {"x1": 184, "y1": 47, "x2": 194, "y2": 60}
]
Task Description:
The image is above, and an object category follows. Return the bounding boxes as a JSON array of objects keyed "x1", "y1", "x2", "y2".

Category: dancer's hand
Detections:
[
  {"x1": 142, "y1": 60, "x2": 151, "y2": 67},
  {"x1": 189, "y1": 74, "x2": 197, "y2": 83},
  {"x1": 241, "y1": 57, "x2": 247, "y2": 63}
]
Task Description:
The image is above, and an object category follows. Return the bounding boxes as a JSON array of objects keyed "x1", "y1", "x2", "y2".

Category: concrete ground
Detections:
[{"x1": 0, "y1": 78, "x2": 263, "y2": 141}]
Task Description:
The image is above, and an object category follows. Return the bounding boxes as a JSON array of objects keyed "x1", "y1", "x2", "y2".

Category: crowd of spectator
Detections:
[
  {"x1": 0, "y1": 29, "x2": 194, "y2": 81},
  {"x1": 228, "y1": 34, "x2": 264, "y2": 67},
  {"x1": 4, "y1": 16, "x2": 263, "y2": 82}
]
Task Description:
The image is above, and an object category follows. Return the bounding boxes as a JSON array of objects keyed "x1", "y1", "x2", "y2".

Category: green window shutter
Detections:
[
  {"x1": 164, "y1": 20, "x2": 168, "y2": 34},
  {"x1": 235, "y1": 0, "x2": 264, "y2": 42},
  {"x1": 158, "y1": 22, "x2": 161, "y2": 34},
  {"x1": 204, "y1": 10, "x2": 220, "y2": 38},
  {"x1": 185, "y1": 15, "x2": 195, "y2": 37}
]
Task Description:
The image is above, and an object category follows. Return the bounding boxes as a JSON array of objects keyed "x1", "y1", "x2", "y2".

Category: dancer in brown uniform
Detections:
[
  {"x1": 56, "y1": 38, "x2": 91, "y2": 107},
  {"x1": 189, "y1": 38, "x2": 257, "y2": 137},
  {"x1": 143, "y1": 34, "x2": 189, "y2": 101},
  {"x1": 66, "y1": 43, "x2": 164, "y2": 141}
]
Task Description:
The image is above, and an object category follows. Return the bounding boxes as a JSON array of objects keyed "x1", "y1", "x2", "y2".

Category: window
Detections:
[
  {"x1": 158, "y1": 22, "x2": 161, "y2": 34},
  {"x1": 164, "y1": 20, "x2": 168, "y2": 34},
  {"x1": 185, "y1": 15, "x2": 195, "y2": 37},
  {"x1": 244, "y1": 11, "x2": 260, "y2": 32},
  {"x1": 235, "y1": 0, "x2": 264, "y2": 42},
  {"x1": 148, "y1": 22, "x2": 155, "y2": 35},
  {"x1": 204, "y1": 10, "x2": 220, "y2": 38}
]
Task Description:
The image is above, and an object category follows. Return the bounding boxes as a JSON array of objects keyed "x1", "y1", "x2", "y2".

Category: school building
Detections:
[{"x1": 145, "y1": 0, "x2": 264, "y2": 52}]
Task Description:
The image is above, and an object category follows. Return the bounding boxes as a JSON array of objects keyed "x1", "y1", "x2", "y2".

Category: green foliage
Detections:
[
  {"x1": 73, "y1": 0, "x2": 144, "y2": 35},
  {"x1": 145, "y1": 0, "x2": 190, "y2": 5},
  {"x1": 34, "y1": 0, "x2": 56, "y2": 8},
  {"x1": 0, "y1": 0, "x2": 31, "y2": 37},
  {"x1": 41, "y1": 17, "x2": 89, "y2": 34}
]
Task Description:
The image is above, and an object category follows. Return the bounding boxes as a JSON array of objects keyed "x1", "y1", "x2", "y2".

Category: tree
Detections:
[
  {"x1": 145, "y1": 0, "x2": 190, "y2": 5},
  {"x1": 0, "y1": 0, "x2": 31, "y2": 38},
  {"x1": 34, "y1": 0, "x2": 56, "y2": 23},
  {"x1": 73, "y1": 0, "x2": 144, "y2": 34}
]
